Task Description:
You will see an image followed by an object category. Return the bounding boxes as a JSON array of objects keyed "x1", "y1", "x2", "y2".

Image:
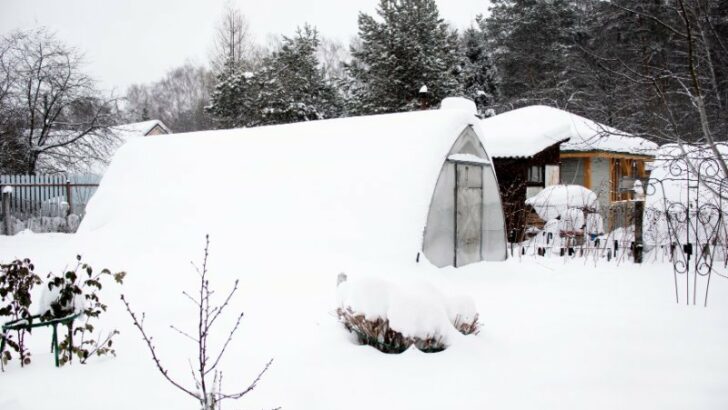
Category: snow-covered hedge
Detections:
[{"x1": 336, "y1": 276, "x2": 479, "y2": 353}]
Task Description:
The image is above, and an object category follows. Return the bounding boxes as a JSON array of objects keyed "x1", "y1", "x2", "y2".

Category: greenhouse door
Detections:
[{"x1": 455, "y1": 163, "x2": 483, "y2": 267}]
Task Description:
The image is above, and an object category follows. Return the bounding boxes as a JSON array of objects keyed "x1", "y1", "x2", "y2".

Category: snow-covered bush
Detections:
[
  {"x1": 585, "y1": 213, "x2": 605, "y2": 236},
  {"x1": 0, "y1": 259, "x2": 41, "y2": 369},
  {"x1": 336, "y1": 276, "x2": 480, "y2": 353},
  {"x1": 39, "y1": 255, "x2": 126, "y2": 366},
  {"x1": 525, "y1": 185, "x2": 599, "y2": 221},
  {"x1": 446, "y1": 295, "x2": 480, "y2": 336},
  {"x1": 337, "y1": 307, "x2": 446, "y2": 353},
  {"x1": 0, "y1": 255, "x2": 124, "y2": 370},
  {"x1": 560, "y1": 207, "x2": 586, "y2": 233}
]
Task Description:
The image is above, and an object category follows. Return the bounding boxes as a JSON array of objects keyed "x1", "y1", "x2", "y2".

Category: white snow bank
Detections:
[
  {"x1": 2, "y1": 232, "x2": 728, "y2": 410},
  {"x1": 526, "y1": 185, "x2": 599, "y2": 221}
]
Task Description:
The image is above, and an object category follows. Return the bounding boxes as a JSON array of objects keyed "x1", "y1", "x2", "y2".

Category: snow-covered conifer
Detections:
[{"x1": 347, "y1": 0, "x2": 462, "y2": 114}]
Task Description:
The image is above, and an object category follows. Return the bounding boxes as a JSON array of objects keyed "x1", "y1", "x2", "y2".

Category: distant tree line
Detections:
[
  {"x1": 196, "y1": 0, "x2": 728, "y2": 148},
  {"x1": 1, "y1": 0, "x2": 726, "y2": 174}
]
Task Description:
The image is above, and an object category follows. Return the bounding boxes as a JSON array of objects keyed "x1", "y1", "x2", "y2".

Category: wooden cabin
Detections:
[{"x1": 477, "y1": 107, "x2": 570, "y2": 240}]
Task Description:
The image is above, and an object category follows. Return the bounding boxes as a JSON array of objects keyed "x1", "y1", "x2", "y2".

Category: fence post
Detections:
[
  {"x1": 65, "y1": 179, "x2": 73, "y2": 217},
  {"x1": 2, "y1": 185, "x2": 12, "y2": 235},
  {"x1": 634, "y1": 199, "x2": 644, "y2": 263}
]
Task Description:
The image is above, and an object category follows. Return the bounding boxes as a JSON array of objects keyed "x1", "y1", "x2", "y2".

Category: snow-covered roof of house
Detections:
[
  {"x1": 478, "y1": 105, "x2": 658, "y2": 158},
  {"x1": 477, "y1": 107, "x2": 571, "y2": 158},
  {"x1": 111, "y1": 119, "x2": 170, "y2": 142},
  {"x1": 80, "y1": 109, "x2": 486, "y2": 267}
]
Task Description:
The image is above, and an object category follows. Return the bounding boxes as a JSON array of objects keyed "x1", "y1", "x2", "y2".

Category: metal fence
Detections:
[{"x1": 0, "y1": 174, "x2": 101, "y2": 220}]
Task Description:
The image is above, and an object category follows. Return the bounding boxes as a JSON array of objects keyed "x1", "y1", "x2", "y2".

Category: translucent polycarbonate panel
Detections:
[
  {"x1": 482, "y1": 163, "x2": 507, "y2": 261},
  {"x1": 455, "y1": 164, "x2": 483, "y2": 267},
  {"x1": 422, "y1": 162, "x2": 456, "y2": 267},
  {"x1": 423, "y1": 125, "x2": 507, "y2": 267}
]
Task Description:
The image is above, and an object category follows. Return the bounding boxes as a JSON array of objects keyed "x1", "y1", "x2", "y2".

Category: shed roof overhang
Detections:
[
  {"x1": 561, "y1": 150, "x2": 655, "y2": 160},
  {"x1": 491, "y1": 139, "x2": 570, "y2": 160}
]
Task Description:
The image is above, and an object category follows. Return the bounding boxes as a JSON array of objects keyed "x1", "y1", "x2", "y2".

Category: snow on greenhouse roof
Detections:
[
  {"x1": 34, "y1": 120, "x2": 170, "y2": 175},
  {"x1": 80, "y1": 109, "x2": 483, "y2": 266},
  {"x1": 478, "y1": 105, "x2": 657, "y2": 158}
]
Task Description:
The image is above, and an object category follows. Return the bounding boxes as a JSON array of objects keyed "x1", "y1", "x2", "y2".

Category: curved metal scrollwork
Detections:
[{"x1": 648, "y1": 154, "x2": 727, "y2": 307}]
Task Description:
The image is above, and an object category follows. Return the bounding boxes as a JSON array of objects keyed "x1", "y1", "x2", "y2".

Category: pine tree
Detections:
[
  {"x1": 485, "y1": 0, "x2": 579, "y2": 109},
  {"x1": 205, "y1": 58, "x2": 260, "y2": 129},
  {"x1": 257, "y1": 25, "x2": 342, "y2": 125},
  {"x1": 460, "y1": 16, "x2": 499, "y2": 116},
  {"x1": 347, "y1": 0, "x2": 462, "y2": 114}
]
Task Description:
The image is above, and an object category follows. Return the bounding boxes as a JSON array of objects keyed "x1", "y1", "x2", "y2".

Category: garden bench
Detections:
[{"x1": 0, "y1": 312, "x2": 81, "y2": 367}]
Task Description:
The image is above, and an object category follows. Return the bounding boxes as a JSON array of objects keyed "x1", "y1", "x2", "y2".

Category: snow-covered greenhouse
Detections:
[{"x1": 80, "y1": 100, "x2": 507, "y2": 268}]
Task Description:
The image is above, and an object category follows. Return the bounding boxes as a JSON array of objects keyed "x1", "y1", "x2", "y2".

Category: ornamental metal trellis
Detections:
[{"x1": 646, "y1": 154, "x2": 728, "y2": 307}]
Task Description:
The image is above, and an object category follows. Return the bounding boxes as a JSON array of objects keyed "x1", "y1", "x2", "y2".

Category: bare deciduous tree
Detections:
[
  {"x1": 121, "y1": 236, "x2": 273, "y2": 410},
  {"x1": 210, "y1": 2, "x2": 257, "y2": 73},
  {"x1": 0, "y1": 28, "x2": 119, "y2": 174},
  {"x1": 124, "y1": 62, "x2": 214, "y2": 132}
]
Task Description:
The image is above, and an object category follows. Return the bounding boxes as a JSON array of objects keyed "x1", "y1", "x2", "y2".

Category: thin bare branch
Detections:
[
  {"x1": 170, "y1": 325, "x2": 199, "y2": 343},
  {"x1": 120, "y1": 294, "x2": 199, "y2": 400}
]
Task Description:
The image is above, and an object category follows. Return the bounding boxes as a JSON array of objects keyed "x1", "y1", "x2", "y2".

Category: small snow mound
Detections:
[
  {"x1": 439, "y1": 97, "x2": 477, "y2": 116},
  {"x1": 337, "y1": 276, "x2": 479, "y2": 344},
  {"x1": 2, "y1": 185, "x2": 13, "y2": 194},
  {"x1": 445, "y1": 295, "x2": 478, "y2": 325}
]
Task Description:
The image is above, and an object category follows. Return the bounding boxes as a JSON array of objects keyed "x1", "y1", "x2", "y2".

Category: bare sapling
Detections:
[{"x1": 121, "y1": 235, "x2": 274, "y2": 410}]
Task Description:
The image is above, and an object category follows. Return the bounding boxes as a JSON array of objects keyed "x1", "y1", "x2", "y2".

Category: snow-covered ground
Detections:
[
  {"x1": 2, "y1": 111, "x2": 727, "y2": 409},
  {"x1": 2, "y1": 231, "x2": 727, "y2": 410}
]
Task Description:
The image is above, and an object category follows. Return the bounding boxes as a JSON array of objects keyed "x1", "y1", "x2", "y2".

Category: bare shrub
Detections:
[
  {"x1": 452, "y1": 314, "x2": 481, "y2": 336},
  {"x1": 336, "y1": 307, "x2": 446, "y2": 353},
  {"x1": 121, "y1": 235, "x2": 274, "y2": 410}
]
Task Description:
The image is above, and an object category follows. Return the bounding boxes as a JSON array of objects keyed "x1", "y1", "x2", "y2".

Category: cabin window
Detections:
[{"x1": 527, "y1": 165, "x2": 543, "y2": 184}]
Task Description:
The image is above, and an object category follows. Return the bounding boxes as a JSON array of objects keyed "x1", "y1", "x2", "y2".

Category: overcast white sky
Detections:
[{"x1": 0, "y1": 0, "x2": 490, "y2": 93}]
